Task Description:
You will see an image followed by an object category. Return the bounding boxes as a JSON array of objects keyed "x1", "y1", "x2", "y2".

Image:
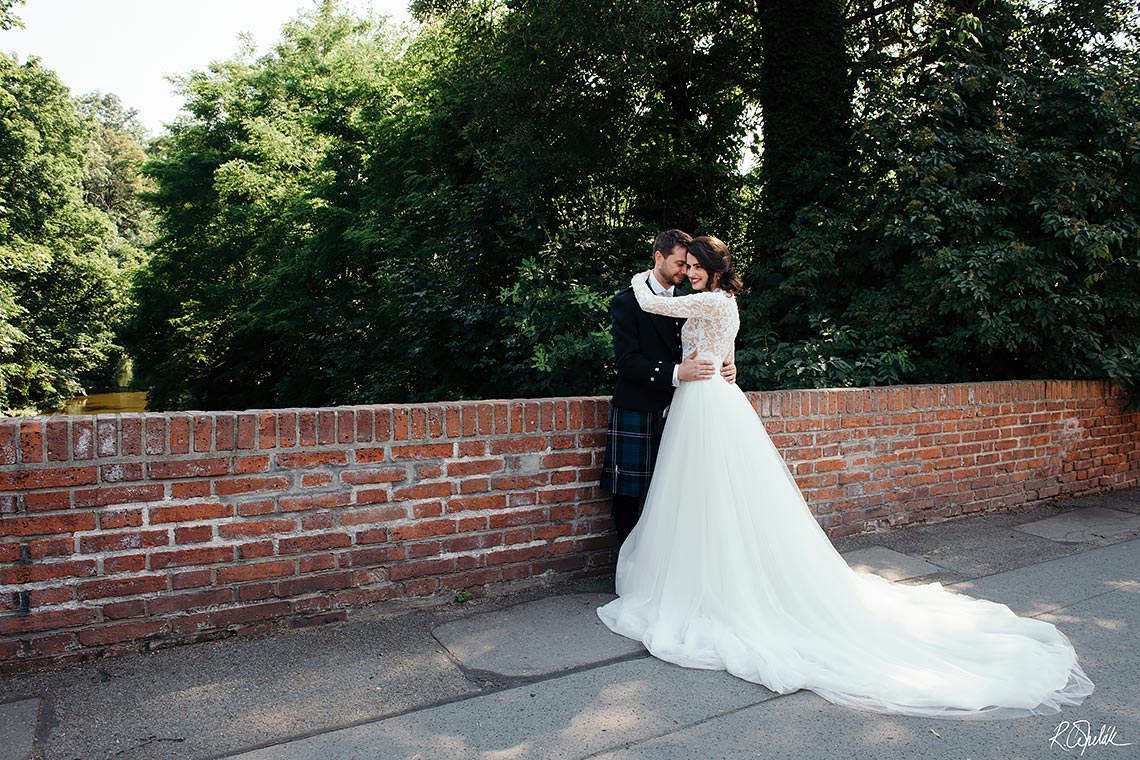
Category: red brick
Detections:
[
  {"x1": 301, "y1": 472, "x2": 333, "y2": 488},
  {"x1": 46, "y1": 420, "x2": 69, "y2": 461},
  {"x1": 374, "y1": 408, "x2": 392, "y2": 442},
  {"x1": 214, "y1": 476, "x2": 291, "y2": 496},
  {"x1": 318, "y1": 410, "x2": 337, "y2": 445},
  {"x1": 149, "y1": 589, "x2": 235, "y2": 615},
  {"x1": 388, "y1": 557, "x2": 456, "y2": 581},
  {"x1": 0, "y1": 559, "x2": 96, "y2": 584},
  {"x1": 218, "y1": 518, "x2": 296, "y2": 539},
  {"x1": 214, "y1": 414, "x2": 237, "y2": 451},
  {"x1": 28, "y1": 537, "x2": 73, "y2": 559},
  {"x1": 0, "y1": 467, "x2": 97, "y2": 491},
  {"x1": 217, "y1": 560, "x2": 297, "y2": 583},
  {"x1": 72, "y1": 419, "x2": 95, "y2": 459},
  {"x1": 237, "y1": 414, "x2": 258, "y2": 449},
  {"x1": 77, "y1": 576, "x2": 166, "y2": 600},
  {"x1": 233, "y1": 455, "x2": 270, "y2": 474},
  {"x1": 79, "y1": 620, "x2": 167, "y2": 646},
  {"x1": 105, "y1": 554, "x2": 147, "y2": 574},
  {"x1": 342, "y1": 467, "x2": 406, "y2": 484},
  {"x1": 0, "y1": 512, "x2": 96, "y2": 536},
  {"x1": 541, "y1": 452, "x2": 592, "y2": 468},
  {"x1": 175, "y1": 525, "x2": 213, "y2": 544},
  {"x1": 278, "y1": 452, "x2": 348, "y2": 469},
  {"x1": 171, "y1": 480, "x2": 211, "y2": 499},
  {"x1": 149, "y1": 501, "x2": 233, "y2": 524},
  {"x1": 172, "y1": 569, "x2": 213, "y2": 589},
  {"x1": 96, "y1": 484, "x2": 165, "y2": 506},
  {"x1": 301, "y1": 513, "x2": 333, "y2": 530},
  {"x1": 393, "y1": 482, "x2": 454, "y2": 500},
  {"x1": 490, "y1": 437, "x2": 549, "y2": 454},
  {"x1": 24, "y1": 491, "x2": 71, "y2": 511},
  {"x1": 279, "y1": 533, "x2": 351, "y2": 554},
  {"x1": 148, "y1": 459, "x2": 230, "y2": 479},
  {"x1": 100, "y1": 463, "x2": 144, "y2": 483},
  {"x1": 299, "y1": 554, "x2": 336, "y2": 573},
  {"x1": 192, "y1": 415, "x2": 212, "y2": 453},
  {"x1": 337, "y1": 409, "x2": 355, "y2": 444},
  {"x1": 355, "y1": 447, "x2": 388, "y2": 464},
  {"x1": 237, "y1": 541, "x2": 275, "y2": 559},
  {"x1": 340, "y1": 505, "x2": 407, "y2": 526},
  {"x1": 121, "y1": 416, "x2": 143, "y2": 456},
  {"x1": 0, "y1": 421, "x2": 16, "y2": 464},
  {"x1": 102, "y1": 600, "x2": 147, "y2": 620},
  {"x1": 391, "y1": 519, "x2": 457, "y2": 542},
  {"x1": 446, "y1": 494, "x2": 507, "y2": 513},
  {"x1": 299, "y1": 411, "x2": 318, "y2": 446},
  {"x1": 354, "y1": 488, "x2": 391, "y2": 505},
  {"x1": 489, "y1": 508, "x2": 548, "y2": 529},
  {"x1": 150, "y1": 546, "x2": 233, "y2": 569},
  {"x1": 391, "y1": 443, "x2": 454, "y2": 460},
  {"x1": 97, "y1": 418, "x2": 119, "y2": 457},
  {"x1": 209, "y1": 601, "x2": 292, "y2": 629},
  {"x1": 441, "y1": 568, "x2": 501, "y2": 591},
  {"x1": 237, "y1": 499, "x2": 276, "y2": 516},
  {"x1": 278, "y1": 412, "x2": 299, "y2": 448},
  {"x1": 143, "y1": 415, "x2": 167, "y2": 455},
  {"x1": 492, "y1": 474, "x2": 549, "y2": 490},
  {"x1": 408, "y1": 540, "x2": 441, "y2": 558},
  {"x1": 279, "y1": 492, "x2": 350, "y2": 512},
  {"x1": 485, "y1": 544, "x2": 546, "y2": 566},
  {"x1": 80, "y1": 530, "x2": 168, "y2": 554},
  {"x1": 277, "y1": 572, "x2": 352, "y2": 597},
  {"x1": 100, "y1": 508, "x2": 143, "y2": 530},
  {"x1": 447, "y1": 459, "x2": 505, "y2": 477},
  {"x1": 355, "y1": 409, "x2": 375, "y2": 442},
  {"x1": 0, "y1": 608, "x2": 96, "y2": 635},
  {"x1": 259, "y1": 413, "x2": 278, "y2": 448}
]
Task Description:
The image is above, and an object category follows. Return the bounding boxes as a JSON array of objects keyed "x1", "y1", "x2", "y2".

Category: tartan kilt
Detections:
[{"x1": 600, "y1": 405, "x2": 668, "y2": 499}]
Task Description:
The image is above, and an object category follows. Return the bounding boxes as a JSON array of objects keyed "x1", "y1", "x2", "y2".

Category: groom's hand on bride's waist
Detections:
[
  {"x1": 721, "y1": 361, "x2": 737, "y2": 384},
  {"x1": 678, "y1": 351, "x2": 716, "y2": 382}
]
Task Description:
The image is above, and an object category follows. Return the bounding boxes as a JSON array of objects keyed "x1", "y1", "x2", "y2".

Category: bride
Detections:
[{"x1": 596, "y1": 235, "x2": 1093, "y2": 719}]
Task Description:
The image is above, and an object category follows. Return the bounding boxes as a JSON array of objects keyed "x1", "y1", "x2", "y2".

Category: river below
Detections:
[{"x1": 60, "y1": 391, "x2": 149, "y2": 415}]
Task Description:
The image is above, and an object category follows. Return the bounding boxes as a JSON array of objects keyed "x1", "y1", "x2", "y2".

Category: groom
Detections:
[{"x1": 601, "y1": 229, "x2": 736, "y2": 542}]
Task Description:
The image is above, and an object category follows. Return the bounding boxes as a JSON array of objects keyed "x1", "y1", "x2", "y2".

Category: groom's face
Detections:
[{"x1": 654, "y1": 245, "x2": 690, "y2": 286}]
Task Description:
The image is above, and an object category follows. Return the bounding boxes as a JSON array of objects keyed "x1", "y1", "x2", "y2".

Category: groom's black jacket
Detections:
[{"x1": 609, "y1": 281, "x2": 684, "y2": 413}]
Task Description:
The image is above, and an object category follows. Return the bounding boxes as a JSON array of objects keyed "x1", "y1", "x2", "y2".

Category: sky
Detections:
[{"x1": 0, "y1": 0, "x2": 412, "y2": 135}]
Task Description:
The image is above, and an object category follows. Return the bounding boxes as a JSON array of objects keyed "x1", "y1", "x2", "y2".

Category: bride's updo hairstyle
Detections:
[{"x1": 687, "y1": 235, "x2": 743, "y2": 294}]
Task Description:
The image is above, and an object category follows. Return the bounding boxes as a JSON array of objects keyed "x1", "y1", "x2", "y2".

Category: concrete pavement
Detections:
[{"x1": 2, "y1": 489, "x2": 1139, "y2": 760}]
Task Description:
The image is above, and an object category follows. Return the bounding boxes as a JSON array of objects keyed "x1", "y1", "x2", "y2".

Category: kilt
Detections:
[{"x1": 600, "y1": 405, "x2": 668, "y2": 499}]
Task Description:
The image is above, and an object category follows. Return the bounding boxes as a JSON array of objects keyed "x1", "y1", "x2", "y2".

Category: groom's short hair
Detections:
[{"x1": 653, "y1": 229, "x2": 692, "y2": 258}]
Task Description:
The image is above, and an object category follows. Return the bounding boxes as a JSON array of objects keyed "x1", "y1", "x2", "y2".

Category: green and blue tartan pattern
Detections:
[{"x1": 600, "y1": 405, "x2": 667, "y2": 499}]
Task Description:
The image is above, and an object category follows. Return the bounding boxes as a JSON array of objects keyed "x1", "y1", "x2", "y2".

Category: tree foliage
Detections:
[
  {"x1": 125, "y1": 0, "x2": 1140, "y2": 410},
  {"x1": 0, "y1": 54, "x2": 146, "y2": 413}
]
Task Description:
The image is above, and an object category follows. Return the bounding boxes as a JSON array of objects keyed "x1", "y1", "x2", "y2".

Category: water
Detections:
[{"x1": 61, "y1": 391, "x2": 149, "y2": 415}]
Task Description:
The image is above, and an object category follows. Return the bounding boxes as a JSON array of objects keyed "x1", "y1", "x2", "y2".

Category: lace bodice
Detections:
[{"x1": 631, "y1": 271, "x2": 739, "y2": 365}]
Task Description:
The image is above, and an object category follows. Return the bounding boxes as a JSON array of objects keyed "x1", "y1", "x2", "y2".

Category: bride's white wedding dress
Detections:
[{"x1": 597, "y1": 271, "x2": 1093, "y2": 719}]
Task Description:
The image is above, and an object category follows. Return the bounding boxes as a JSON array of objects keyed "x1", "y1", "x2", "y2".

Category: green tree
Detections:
[{"x1": 0, "y1": 54, "x2": 127, "y2": 412}]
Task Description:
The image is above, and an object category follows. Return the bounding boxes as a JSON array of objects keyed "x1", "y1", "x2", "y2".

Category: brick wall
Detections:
[{"x1": 1, "y1": 380, "x2": 1137, "y2": 671}]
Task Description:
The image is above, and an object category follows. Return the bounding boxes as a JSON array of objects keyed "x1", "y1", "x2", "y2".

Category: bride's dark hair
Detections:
[{"x1": 687, "y1": 236, "x2": 743, "y2": 294}]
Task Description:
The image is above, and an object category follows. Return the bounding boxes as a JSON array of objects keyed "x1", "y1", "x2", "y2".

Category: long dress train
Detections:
[{"x1": 597, "y1": 271, "x2": 1093, "y2": 720}]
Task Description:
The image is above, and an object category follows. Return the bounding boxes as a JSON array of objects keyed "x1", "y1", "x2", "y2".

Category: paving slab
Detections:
[
  {"x1": 224, "y1": 657, "x2": 776, "y2": 760},
  {"x1": 433, "y1": 593, "x2": 645, "y2": 678},
  {"x1": 0, "y1": 698, "x2": 39, "y2": 760},
  {"x1": 594, "y1": 571, "x2": 1139, "y2": 760},
  {"x1": 840, "y1": 546, "x2": 943, "y2": 581},
  {"x1": 2, "y1": 612, "x2": 474, "y2": 760},
  {"x1": 1015, "y1": 507, "x2": 1140, "y2": 545},
  {"x1": 953, "y1": 538, "x2": 1140, "y2": 618}
]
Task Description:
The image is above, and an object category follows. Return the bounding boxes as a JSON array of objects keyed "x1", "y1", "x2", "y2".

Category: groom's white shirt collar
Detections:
[{"x1": 648, "y1": 273, "x2": 674, "y2": 297}]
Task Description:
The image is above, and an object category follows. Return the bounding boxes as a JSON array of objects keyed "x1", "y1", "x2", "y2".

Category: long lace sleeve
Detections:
[{"x1": 631, "y1": 271, "x2": 726, "y2": 318}]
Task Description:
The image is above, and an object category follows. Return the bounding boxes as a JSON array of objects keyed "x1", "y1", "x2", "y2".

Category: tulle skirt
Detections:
[{"x1": 597, "y1": 375, "x2": 1093, "y2": 719}]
